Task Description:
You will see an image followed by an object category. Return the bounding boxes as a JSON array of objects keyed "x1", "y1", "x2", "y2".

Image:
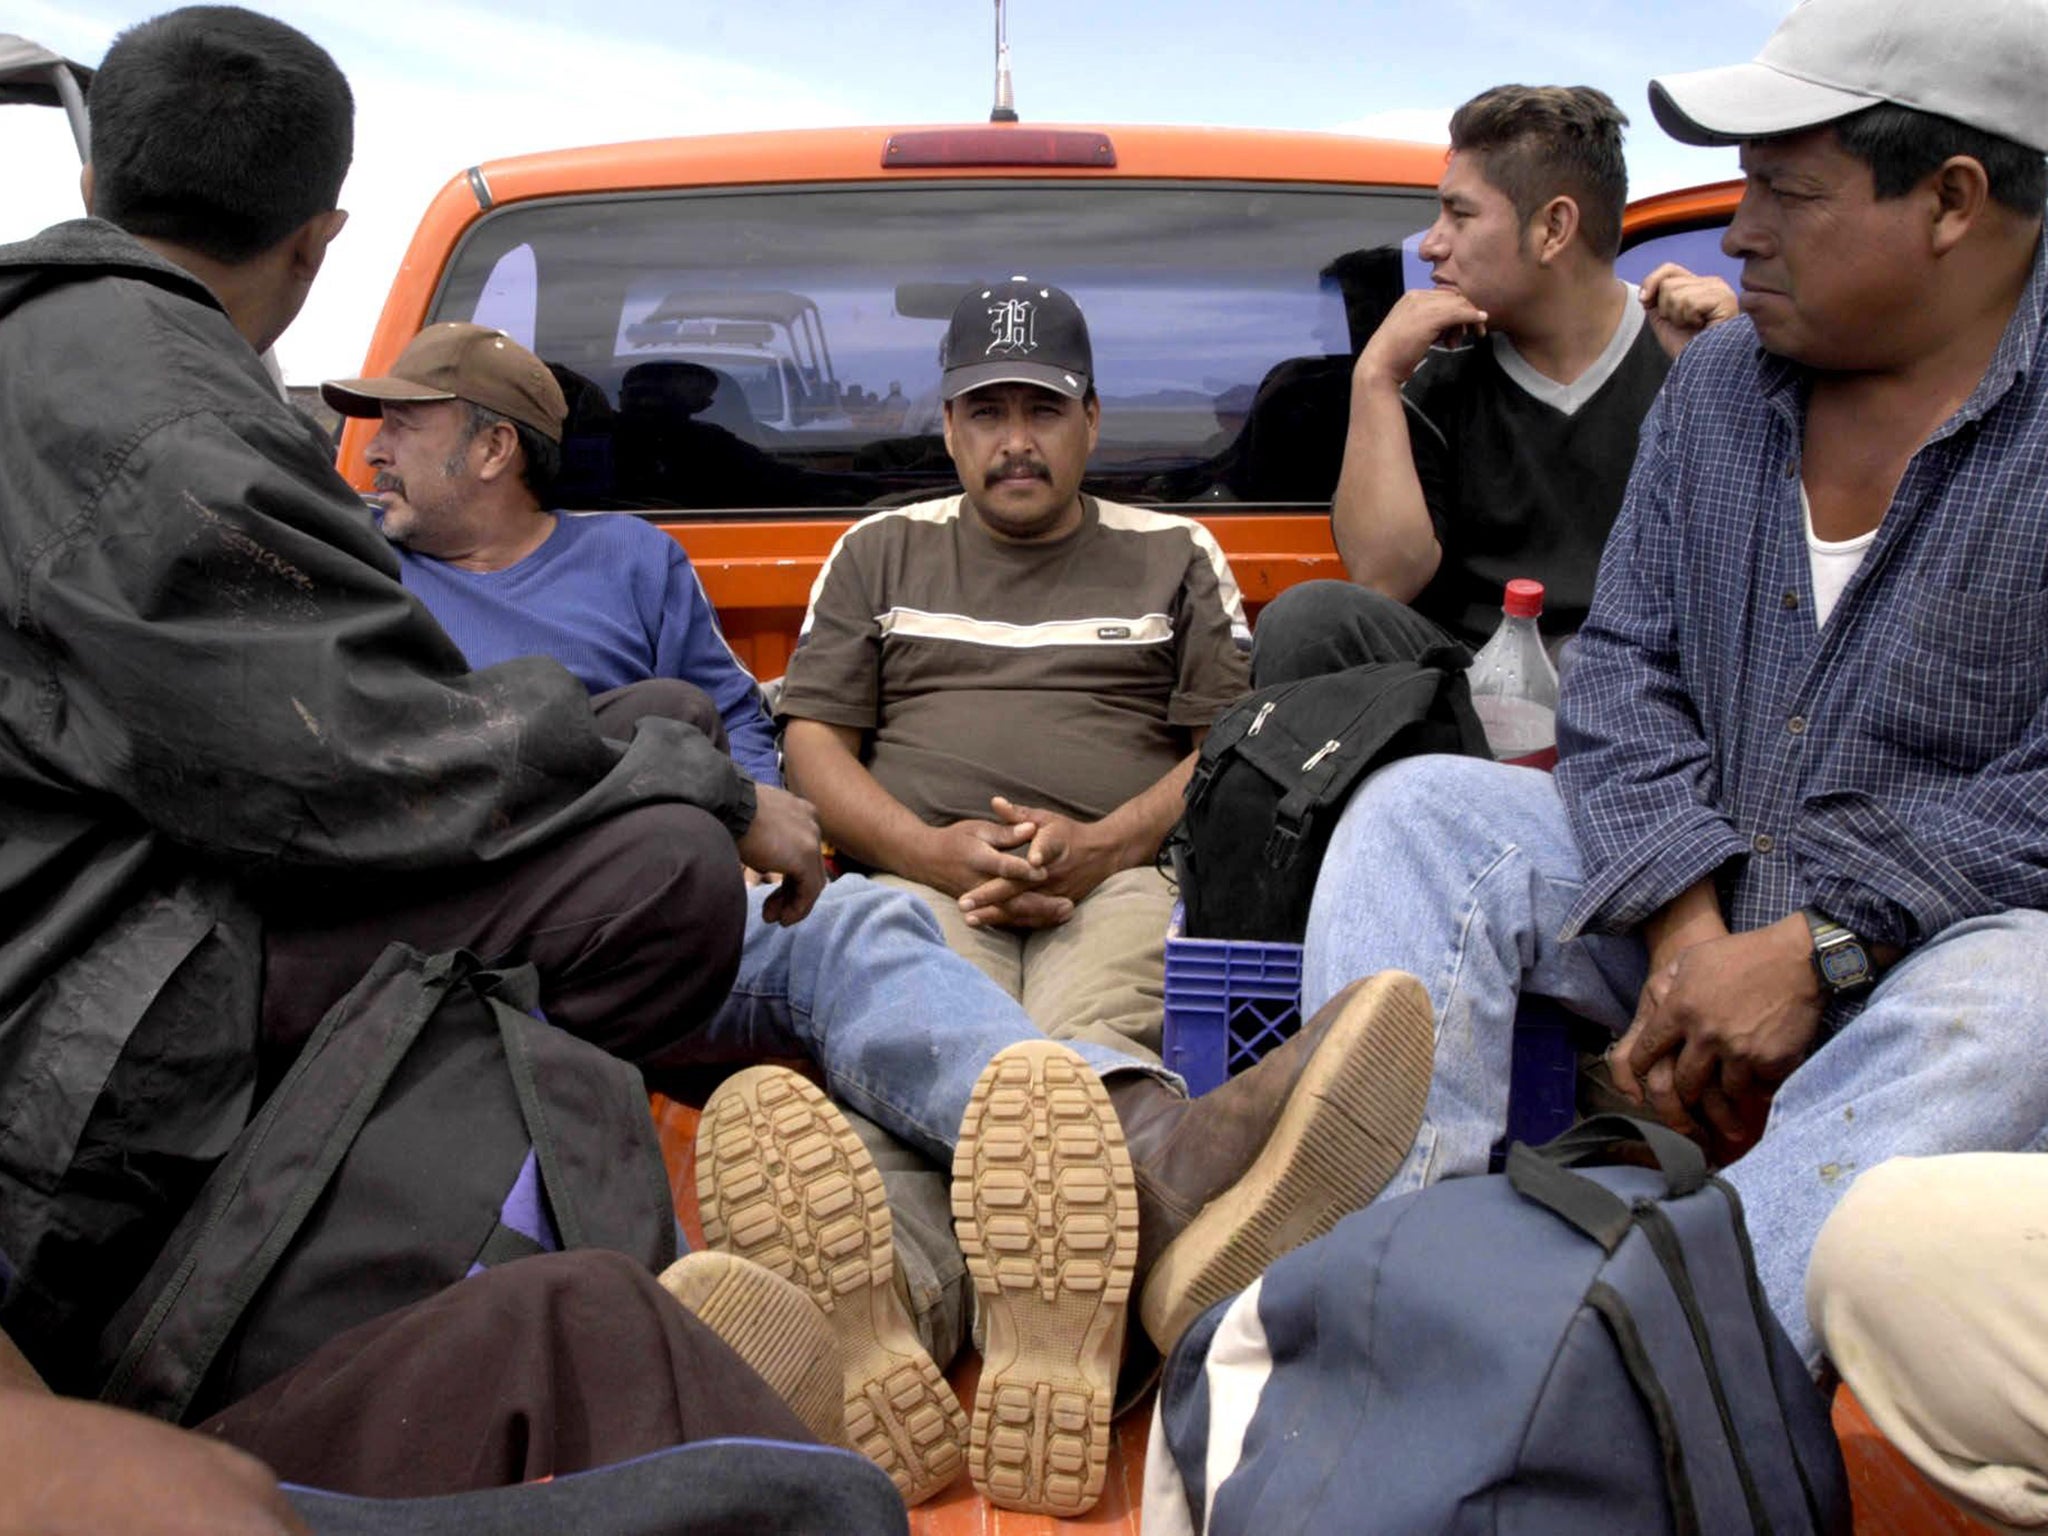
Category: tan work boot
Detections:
[
  {"x1": 951, "y1": 1040, "x2": 1137, "y2": 1519},
  {"x1": 657, "y1": 1250, "x2": 845, "y2": 1446},
  {"x1": 696, "y1": 1067, "x2": 969, "y2": 1506},
  {"x1": 1115, "y1": 970, "x2": 1435, "y2": 1356}
]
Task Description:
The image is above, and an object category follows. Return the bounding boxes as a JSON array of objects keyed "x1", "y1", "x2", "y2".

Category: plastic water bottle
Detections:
[{"x1": 1466, "y1": 578, "x2": 1560, "y2": 767}]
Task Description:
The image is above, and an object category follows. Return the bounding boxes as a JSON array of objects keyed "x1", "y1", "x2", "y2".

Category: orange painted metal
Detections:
[
  {"x1": 1833, "y1": 1388, "x2": 1999, "y2": 1535},
  {"x1": 1623, "y1": 176, "x2": 1744, "y2": 238},
  {"x1": 647, "y1": 1092, "x2": 706, "y2": 1253},
  {"x1": 339, "y1": 123, "x2": 1449, "y2": 484}
]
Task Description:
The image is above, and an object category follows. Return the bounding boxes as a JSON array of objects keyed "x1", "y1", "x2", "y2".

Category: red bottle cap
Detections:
[{"x1": 1503, "y1": 578, "x2": 1545, "y2": 619}]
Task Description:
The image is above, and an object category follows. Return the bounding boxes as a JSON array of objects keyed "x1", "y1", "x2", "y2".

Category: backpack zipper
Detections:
[
  {"x1": 1248, "y1": 701, "x2": 1275, "y2": 735},
  {"x1": 1302, "y1": 738, "x2": 1341, "y2": 771}
]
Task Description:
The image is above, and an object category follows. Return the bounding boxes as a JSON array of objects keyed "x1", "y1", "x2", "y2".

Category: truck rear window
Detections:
[{"x1": 427, "y1": 180, "x2": 1436, "y2": 515}]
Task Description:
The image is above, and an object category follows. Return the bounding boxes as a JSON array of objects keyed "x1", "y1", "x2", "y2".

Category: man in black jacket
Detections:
[{"x1": 0, "y1": 3, "x2": 820, "y2": 1389}]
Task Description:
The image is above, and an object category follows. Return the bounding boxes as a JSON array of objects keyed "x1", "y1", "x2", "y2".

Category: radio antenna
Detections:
[{"x1": 990, "y1": 0, "x2": 1017, "y2": 122}]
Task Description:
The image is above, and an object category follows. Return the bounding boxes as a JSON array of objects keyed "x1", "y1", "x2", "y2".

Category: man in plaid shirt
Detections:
[{"x1": 1301, "y1": 0, "x2": 2048, "y2": 1367}]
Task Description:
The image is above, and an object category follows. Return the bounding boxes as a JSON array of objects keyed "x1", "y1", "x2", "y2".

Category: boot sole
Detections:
[
  {"x1": 951, "y1": 1041, "x2": 1137, "y2": 1518},
  {"x1": 657, "y1": 1249, "x2": 846, "y2": 1447},
  {"x1": 697, "y1": 1067, "x2": 968, "y2": 1505},
  {"x1": 1137, "y1": 970, "x2": 1435, "y2": 1355}
]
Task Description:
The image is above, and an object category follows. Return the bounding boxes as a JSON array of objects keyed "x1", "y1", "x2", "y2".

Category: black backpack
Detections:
[
  {"x1": 97, "y1": 944, "x2": 676, "y2": 1423},
  {"x1": 1153, "y1": 1117, "x2": 1851, "y2": 1536},
  {"x1": 1166, "y1": 652, "x2": 1490, "y2": 941}
]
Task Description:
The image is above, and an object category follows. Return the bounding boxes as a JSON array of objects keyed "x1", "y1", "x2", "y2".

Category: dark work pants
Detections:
[
  {"x1": 199, "y1": 1250, "x2": 814, "y2": 1496},
  {"x1": 260, "y1": 680, "x2": 748, "y2": 1077},
  {"x1": 1249, "y1": 578, "x2": 1461, "y2": 687}
]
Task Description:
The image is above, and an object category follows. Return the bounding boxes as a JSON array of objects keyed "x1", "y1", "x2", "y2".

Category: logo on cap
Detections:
[
  {"x1": 941, "y1": 278, "x2": 1091, "y2": 402},
  {"x1": 987, "y1": 295, "x2": 1041, "y2": 357}
]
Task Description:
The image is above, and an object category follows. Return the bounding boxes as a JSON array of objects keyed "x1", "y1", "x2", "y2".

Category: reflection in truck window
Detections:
[
  {"x1": 471, "y1": 242, "x2": 538, "y2": 353},
  {"x1": 1616, "y1": 223, "x2": 1741, "y2": 290},
  {"x1": 426, "y1": 182, "x2": 1438, "y2": 514}
]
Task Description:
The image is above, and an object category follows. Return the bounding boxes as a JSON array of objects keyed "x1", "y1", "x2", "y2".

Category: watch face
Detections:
[{"x1": 1818, "y1": 942, "x2": 1872, "y2": 989}]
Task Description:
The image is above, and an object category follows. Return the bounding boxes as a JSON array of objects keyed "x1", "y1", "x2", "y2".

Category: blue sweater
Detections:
[{"x1": 397, "y1": 512, "x2": 781, "y2": 786}]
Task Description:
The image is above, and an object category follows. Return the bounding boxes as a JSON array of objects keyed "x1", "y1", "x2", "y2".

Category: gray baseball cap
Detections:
[{"x1": 1650, "y1": 0, "x2": 2048, "y2": 155}]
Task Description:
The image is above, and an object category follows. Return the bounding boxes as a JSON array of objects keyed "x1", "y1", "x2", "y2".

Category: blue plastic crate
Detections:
[
  {"x1": 1501, "y1": 998, "x2": 1580, "y2": 1153},
  {"x1": 1161, "y1": 934, "x2": 1304, "y2": 1096},
  {"x1": 1161, "y1": 931, "x2": 1582, "y2": 1153}
]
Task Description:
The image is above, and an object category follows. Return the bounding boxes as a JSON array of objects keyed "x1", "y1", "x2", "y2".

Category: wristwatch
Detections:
[{"x1": 1803, "y1": 909, "x2": 1875, "y2": 995}]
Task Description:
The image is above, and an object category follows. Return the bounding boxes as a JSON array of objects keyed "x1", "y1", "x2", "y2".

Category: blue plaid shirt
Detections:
[{"x1": 1556, "y1": 236, "x2": 2048, "y2": 951}]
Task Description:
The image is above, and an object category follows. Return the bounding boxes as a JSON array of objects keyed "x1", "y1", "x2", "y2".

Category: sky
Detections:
[{"x1": 1, "y1": 0, "x2": 1777, "y2": 383}]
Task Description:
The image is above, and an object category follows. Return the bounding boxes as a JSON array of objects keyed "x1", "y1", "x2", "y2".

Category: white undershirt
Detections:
[{"x1": 1802, "y1": 485, "x2": 1877, "y2": 628}]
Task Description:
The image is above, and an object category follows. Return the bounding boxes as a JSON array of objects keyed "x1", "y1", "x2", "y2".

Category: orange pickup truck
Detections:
[
  {"x1": 339, "y1": 123, "x2": 1740, "y2": 682},
  {"x1": 346, "y1": 125, "x2": 1990, "y2": 1536}
]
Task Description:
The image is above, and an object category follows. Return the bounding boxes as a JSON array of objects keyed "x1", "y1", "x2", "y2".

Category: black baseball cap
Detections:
[{"x1": 940, "y1": 277, "x2": 1093, "y2": 402}]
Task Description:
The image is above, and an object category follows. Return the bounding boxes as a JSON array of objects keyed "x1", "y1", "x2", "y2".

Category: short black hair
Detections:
[
  {"x1": 89, "y1": 6, "x2": 353, "y2": 263},
  {"x1": 461, "y1": 401, "x2": 560, "y2": 502},
  {"x1": 1448, "y1": 85, "x2": 1630, "y2": 259},
  {"x1": 1831, "y1": 103, "x2": 2046, "y2": 217}
]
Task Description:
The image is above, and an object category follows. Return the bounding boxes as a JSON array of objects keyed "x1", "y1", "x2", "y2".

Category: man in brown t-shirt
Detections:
[{"x1": 781, "y1": 277, "x2": 1249, "y2": 1057}]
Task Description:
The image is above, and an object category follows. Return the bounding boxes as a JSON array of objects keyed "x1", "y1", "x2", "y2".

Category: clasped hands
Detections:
[
  {"x1": 922, "y1": 795, "x2": 1129, "y2": 930},
  {"x1": 1607, "y1": 912, "x2": 1824, "y2": 1159}
]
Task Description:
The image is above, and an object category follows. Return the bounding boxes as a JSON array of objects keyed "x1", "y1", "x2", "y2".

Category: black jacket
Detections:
[{"x1": 0, "y1": 220, "x2": 753, "y2": 1387}]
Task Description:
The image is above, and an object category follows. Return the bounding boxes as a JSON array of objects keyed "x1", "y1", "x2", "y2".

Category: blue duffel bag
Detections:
[{"x1": 1146, "y1": 1116, "x2": 1850, "y2": 1535}]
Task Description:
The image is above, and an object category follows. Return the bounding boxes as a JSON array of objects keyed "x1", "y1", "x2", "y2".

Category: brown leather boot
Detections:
[{"x1": 1108, "y1": 970, "x2": 1435, "y2": 1355}]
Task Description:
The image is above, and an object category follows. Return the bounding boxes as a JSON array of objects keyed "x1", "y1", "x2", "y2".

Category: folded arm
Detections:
[{"x1": 1329, "y1": 289, "x2": 1481, "y2": 598}]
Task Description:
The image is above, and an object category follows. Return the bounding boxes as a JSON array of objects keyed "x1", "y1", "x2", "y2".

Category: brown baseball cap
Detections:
[{"x1": 323, "y1": 323, "x2": 568, "y2": 443}]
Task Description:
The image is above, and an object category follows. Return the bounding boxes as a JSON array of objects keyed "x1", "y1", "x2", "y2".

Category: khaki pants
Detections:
[
  {"x1": 873, "y1": 866, "x2": 1176, "y2": 1061},
  {"x1": 1807, "y1": 1152, "x2": 2048, "y2": 1532}
]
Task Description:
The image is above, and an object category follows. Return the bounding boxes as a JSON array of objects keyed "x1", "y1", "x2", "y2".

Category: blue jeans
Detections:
[
  {"x1": 703, "y1": 875, "x2": 1170, "y2": 1162},
  {"x1": 1303, "y1": 754, "x2": 2048, "y2": 1368}
]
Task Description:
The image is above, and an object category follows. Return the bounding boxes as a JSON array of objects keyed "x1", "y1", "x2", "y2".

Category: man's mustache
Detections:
[
  {"x1": 992, "y1": 457, "x2": 1051, "y2": 482},
  {"x1": 372, "y1": 473, "x2": 405, "y2": 496}
]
